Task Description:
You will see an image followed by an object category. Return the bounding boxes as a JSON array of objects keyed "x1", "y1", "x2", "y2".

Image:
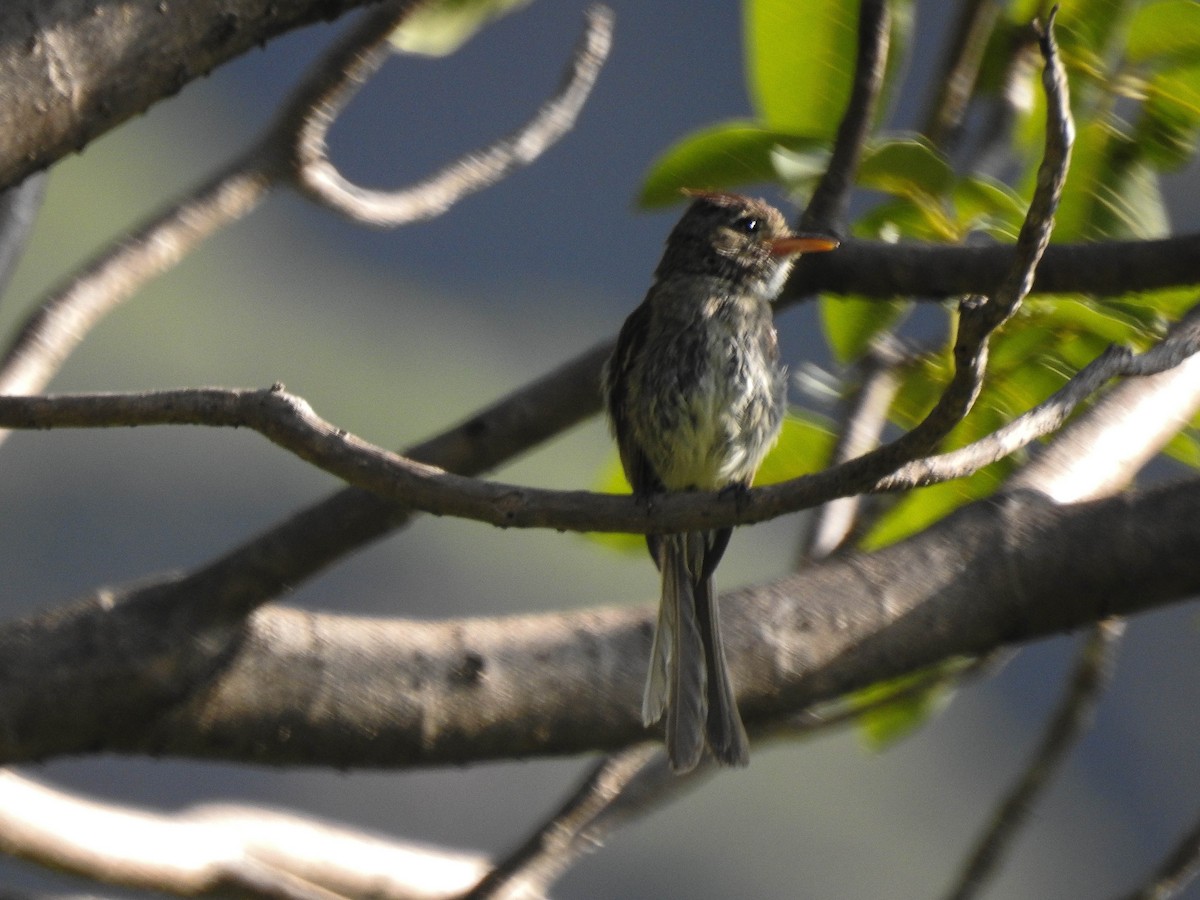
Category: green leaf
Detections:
[
  {"x1": 859, "y1": 138, "x2": 956, "y2": 199},
  {"x1": 851, "y1": 661, "x2": 968, "y2": 751},
  {"x1": 1138, "y1": 63, "x2": 1200, "y2": 168},
  {"x1": 1127, "y1": 0, "x2": 1200, "y2": 64},
  {"x1": 857, "y1": 138, "x2": 960, "y2": 238},
  {"x1": 952, "y1": 177, "x2": 1026, "y2": 237},
  {"x1": 1164, "y1": 429, "x2": 1200, "y2": 469},
  {"x1": 820, "y1": 294, "x2": 908, "y2": 363},
  {"x1": 1050, "y1": 0, "x2": 1137, "y2": 63},
  {"x1": 389, "y1": 0, "x2": 531, "y2": 56},
  {"x1": 864, "y1": 473, "x2": 1000, "y2": 550},
  {"x1": 638, "y1": 122, "x2": 826, "y2": 207},
  {"x1": 745, "y1": 0, "x2": 857, "y2": 135},
  {"x1": 754, "y1": 412, "x2": 838, "y2": 484},
  {"x1": 1054, "y1": 121, "x2": 1170, "y2": 240},
  {"x1": 853, "y1": 197, "x2": 954, "y2": 242},
  {"x1": 1041, "y1": 297, "x2": 1149, "y2": 344}
]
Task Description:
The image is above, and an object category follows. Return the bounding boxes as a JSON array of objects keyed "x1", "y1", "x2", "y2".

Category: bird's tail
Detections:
[{"x1": 642, "y1": 531, "x2": 750, "y2": 771}]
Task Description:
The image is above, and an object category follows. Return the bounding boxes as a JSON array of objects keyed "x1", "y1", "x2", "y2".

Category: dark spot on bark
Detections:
[
  {"x1": 464, "y1": 416, "x2": 488, "y2": 440},
  {"x1": 449, "y1": 651, "x2": 485, "y2": 686},
  {"x1": 209, "y1": 12, "x2": 238, "y2": 46}
]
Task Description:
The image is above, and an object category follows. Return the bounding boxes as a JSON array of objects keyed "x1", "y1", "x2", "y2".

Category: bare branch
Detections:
[
  {"x1": 0, "y1": 2, "x2": 608, "y2": 411},
  {"x1": 922, "y1": 0, "x2": 1006, "y2": 149},
  {"x1": 799, "y1": 0, "x2": 889, "y2": 234},
  {"x1": 1118, "y1": 812, "x2": 1200, "y2": 900},
  {"x1": 0, "y1": 162, "x2": 274, "y2": 397},
  {"x1": 462, "y1": 745, "x2": 664, "y2": 900},
  {"x1": 1010, "y1": 315, "x2": 1200, "y2": 503},
  {"x1": 784, "y1": 231, "x2": 1200, "y2": 302},
  {"x1": 465, "y1": 654, "x2": 997, "y2": 899},
  {"x1": 799, "y1": 339, "x2": 905, "y2": 562},
  {"x1": 2, "y1": 302, "x2": 1197, "y2": 539},
  {"x1": 943, "y1": 620, "x2": 1125, "y2": 900},
  {"x1": 0, "y1": 3, "x2": 423, "y2": 398},
  {"x1": 0, "y1": 771, "x2": 491, "y2": 900},
  {"x1": 294, "y1": 6, "x2": 614, "y2": 225}
]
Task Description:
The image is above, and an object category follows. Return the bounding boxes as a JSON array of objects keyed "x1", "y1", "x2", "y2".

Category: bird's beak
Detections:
[{"x1": 767, "y1": 234, "x2": 840, "y2": 257}]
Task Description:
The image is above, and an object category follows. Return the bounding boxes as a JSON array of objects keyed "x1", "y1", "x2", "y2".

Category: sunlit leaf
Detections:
[
  {"x1": 1164, "y1": 429, "x2": 1200, "y2": 469},
  {"x1": 1138, "y1": 63, "x2": 1200, "y2": 168},
  {"x1": 745, "y1": 0, "x2": 857, "y2": 135},
  {"x1": 390, "y1": 0, "x2": 531, "y2": 56},
  {"x1": 859, "y1": 137, "x2": 956, "y2": 199},
  {"x1": 863, "y1": 471, "x2": 1002, "y2": 550},
  {"x1": 1127, "y1": 0, "x2": 1200, "y2": 64},
  {"x1": 856, "y1": 196, "x2": 959, "y2": 242},
  {"x1": 638, "y1": 121, "x2": 827, "y2": 207},
  {"x1": 820, "y1": 294, "x2": 908, "y2": 363},
  {"x1": 952, "y1": 176, "x2": 1026, "y2": 237},
  {"x1": 1054, "y1": 121, "x2": 1169, "y2": 240},
  {"x1": 754, "y1": 412, "x2": 838, "y2": 484},
  {"x1": 851, "y1": 660, "x2": 970, "y2": 751}
]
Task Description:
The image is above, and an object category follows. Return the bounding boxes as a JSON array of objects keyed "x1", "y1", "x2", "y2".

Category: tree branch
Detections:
[
  {"x1": 0, "y1": 771, "x2": 491, "y2": 900},
  {"x1": 293, "y1": 5, "x2": 613, "y2": 224},
  {"x1": 943, "y1": 619, "x2": 1125, "y2": 900},
  {"x1": 784, "y1": 232, "x2": 1200, "y2": 301},
  {"x1": 799, "y1": 0, "x2": 889, "y2": 234},
  {"x1": 1, "y1": 300, "x2": 1196, "y2": 538},
  {"x1": 0, "y1": 0, "x2": 386, "y2": 190},
  {"x1": 1, "y1": 478, "x2": 1198, "y2": 766},
  {"x1": 0, "y1": 2, "x2": 609, "y2": 401}
]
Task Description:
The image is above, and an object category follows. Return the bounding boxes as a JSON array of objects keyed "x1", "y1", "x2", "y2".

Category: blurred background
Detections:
[{"x1": 2, "y1": 1, "x2": 1200, "y2": 897}]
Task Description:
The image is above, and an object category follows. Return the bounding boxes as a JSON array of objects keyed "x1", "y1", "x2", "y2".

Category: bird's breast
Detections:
[{"x1": 632, "y1": 300, "x2": 785, "y2": 491}]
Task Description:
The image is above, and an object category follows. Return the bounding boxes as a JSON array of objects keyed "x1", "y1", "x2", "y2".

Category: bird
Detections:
[{"x1": 603, "y1": 191, "x2": 837, "y2": 771}]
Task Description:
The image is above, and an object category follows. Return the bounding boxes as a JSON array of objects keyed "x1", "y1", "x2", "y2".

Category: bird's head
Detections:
[{"x1": 655, "y1": 191, "x2": 838, "y2": 298}]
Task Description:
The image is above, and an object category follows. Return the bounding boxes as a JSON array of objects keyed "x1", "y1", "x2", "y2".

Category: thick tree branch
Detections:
[
  {"x1": 0, "y1": 0, "x2": 387, "y2": 191},
  {"x1": 1, "y1": 478, "x2": 1198, "y2": 766},
  {"x1": 784, "y1": 232, "x2": 1200, "y2": 301}
]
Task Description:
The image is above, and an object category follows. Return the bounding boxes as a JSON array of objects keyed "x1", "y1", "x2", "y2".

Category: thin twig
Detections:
[
  {"x1": 294, "y1": 5, "x2": 613, "y2": 224},
  {"x1": 922, "y1": 0, "x2": 1005, "y2": 150},
  {"x1": 799, "y1": 0, "x2": 890, "y2": 234},
  {"x1": 464, "y1": 655, "x2": 996, "y2": 900},
  {"x1": 461, "y1": 745, "x2": 664, "y2": 900},
  {"x1": 943, "y1": 620, "x2": 1126, "y2": 900},
  {"x1": 1118, "y1": 813, "x2": 1200, "y2": 900},
  {"x1": 0, "y1": 1, "x2": 424, "y2": 397},
  {"x1": 1, "y1": 305, "x2": 1197, "y2": 537},
  {"x1": 876, "y1": 299, "x2": 1200, "y2": 491},
  {"x1": 799, "y1": 339, "x2": 906, "y2": 563}
]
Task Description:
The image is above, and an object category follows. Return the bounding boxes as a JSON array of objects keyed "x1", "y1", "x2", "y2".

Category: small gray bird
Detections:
[{"x1": 603, "y1": 192, "x2": 837, "y2": 771}]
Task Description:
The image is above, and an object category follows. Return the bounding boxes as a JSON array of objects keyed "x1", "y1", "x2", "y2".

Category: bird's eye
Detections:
[{"x1": 734, "y1": 216, "x2": 759, "y2": 234}]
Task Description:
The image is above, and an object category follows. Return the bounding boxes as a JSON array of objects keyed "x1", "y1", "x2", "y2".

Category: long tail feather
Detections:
[
  {"x1": 643, "y1": 531, "x2": 750, "y2": 770},
  {"x1": 694, "y1": 564, "x2": 750, "y2": 766},
  {"x1": 639, "y1": 533, "x2": 704, "y2": 769}
]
